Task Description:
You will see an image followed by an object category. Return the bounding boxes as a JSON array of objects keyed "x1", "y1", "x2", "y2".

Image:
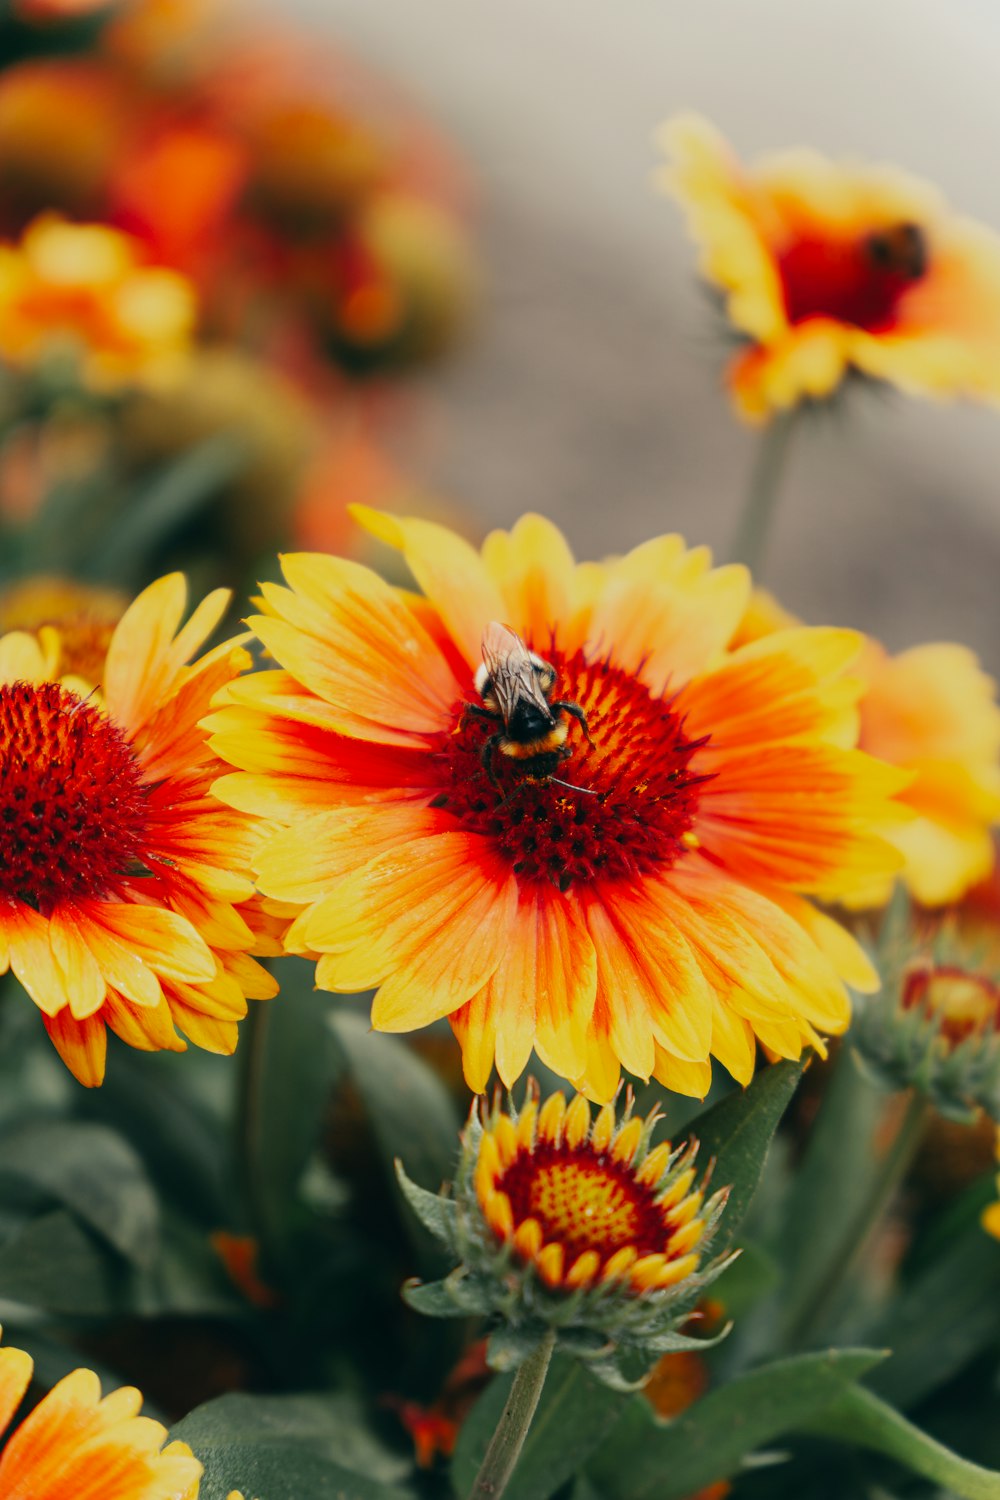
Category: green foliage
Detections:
[
  {"x1": 0, "y1": 1117, "x2": 159, "y2": 1263},
  {"x1": 588, "y1": 1350, "x2": 886, "y2": 1500},
  {"x1": 453, "y1": 1357, "x2": 625, "y2": 1500},
  {"x1": 805, "y1": 1384, "x2": 1000, "y2": 1499},
  {"x1": 328, "y1": 1012, "x2": 462, "y2": 1194},
  {"x1": 172, "y1": 1391, "x2": 413, "y2": 1500},
  {"x1": 685, "y1": 1058, "x2": 805, "y2": 1255}
]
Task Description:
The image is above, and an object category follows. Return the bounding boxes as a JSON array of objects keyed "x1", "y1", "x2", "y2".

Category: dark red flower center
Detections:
[
  {"x1": 428, "y1": 644, "x2": 708, "y2": 890},
  {"x1": 779, "y1": 221, "x2": 928, "y2": 332},
  {"x1": 0, "y1": 680, "x2": 150, "y2": 909},
  {"x1": 499, "y1": 1142, "x2": 668, "y2": 1262}
]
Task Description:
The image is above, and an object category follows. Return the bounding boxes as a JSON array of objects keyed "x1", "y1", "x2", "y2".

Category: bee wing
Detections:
[{"x1": 480, "y1": 621, "x2": 550, "y2": 721}]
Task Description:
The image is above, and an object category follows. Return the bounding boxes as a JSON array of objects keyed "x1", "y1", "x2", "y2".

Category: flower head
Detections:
[
  {"x1": 0, "y1": 574, "x2": 276, "y2": 1085},
  {"x1": 398, "y1": 1084, "x2": 731, "y2": 1384},
  {"x1": 0, "y1": 215, "x2": 195, "y2": 385},
  {"x1": 854, "y1": 899, "x2": 1000, "y2": 1121},
  {"x1": 854, "y1": 642, "x2": 1000, "y2": 908},
  {"x1": 0, "y1": 575, "x2": 127, "y2": 683},
  {"x1": 211, "y1": 510, "x2": 903, "y2": 1100},
  {"x1": 737, "y1": 590, "x2": 1000, "y2": 908},
  {"x1": 661, "y1": 114, "x2": 1000, "y2": 422},
  {"x1": 0, "y1": 1329, "x2": 203, "y2": 1497}
]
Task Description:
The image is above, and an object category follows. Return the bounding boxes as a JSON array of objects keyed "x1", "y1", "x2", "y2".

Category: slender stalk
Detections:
[
  {"x1": 466, "y1": 1331, "x2": 556, "y2": 1500},
  {"x1": 236, "y1": 998, "x2": 272, "y2": 1239},
  {"x1": 727, "y1": 408, "x2": 798, "y2": 577},
  {"x1": 786, "y1": 1089, "x2": 927, "y2": 1349}
]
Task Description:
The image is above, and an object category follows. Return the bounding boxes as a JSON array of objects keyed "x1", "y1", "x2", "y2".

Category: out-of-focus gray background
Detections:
[{"x1": 291, "y1": 0, "x2": 1000, "y2": 662}]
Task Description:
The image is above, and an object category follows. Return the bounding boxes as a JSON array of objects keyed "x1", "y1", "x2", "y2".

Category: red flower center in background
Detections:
[
  {"x1": 430, "y1": 645, "x2": 707, "y2": 891},
  {"x1": 902, "y1": 963, "x2": 1000, "y2": 1046},
  {"x1": 499, "y1": 1141, "x2": 668, "y2": 1263},
  {"x1": 0, "y1": 680, "x2": 148, "y2": 908},
  {"x1": 779, "y1": 221, "x2": 928, "y2": 332}
]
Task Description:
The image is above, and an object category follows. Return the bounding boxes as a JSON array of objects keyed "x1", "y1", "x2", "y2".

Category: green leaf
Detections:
[
  {"x1": 0, "y1": 1120, "x2": 159, "y2": 1265},
  {"x1": 0, "y1": 1210, "x2": 123, "y2": 1315},
  {"x1": 244, "y1": 965, "x2": 340, "y2": 1261},
  {"x1": 180, "y1": 1445, "x2": 409, "y2": 1500},
  {"x1": 81, "y1": 1047, "x2": 231, "y2": 1227},
  {"x1": 327, "y1": 1013, "x2": 462, "y2": 1196},
  {"x1": 173, "y1": 1391, "x2": 411, "y2": 1487},
  {"x1": 587, "y1": 1348, "x2": 886, "y2": 1500},
  {"x1": 452, "y1": 1355, "x2": 624, "y2": 1500},
  {"x1": 805, "y1": 1384, "x2": 1000, "y2": 1499},
  {"x1": 394, "y1": 1159, "x2": 459, "y2": 1249},
  {"x1": 126, "y1": 1211, "x2": 242, "y2": 1318},
  {"x1": 686, "y1": 1059, "x2": 804, "y2": 1253},
  {"x1": 868, "y1": 1215, "x2": 1000, "y2": 1409},
  {"x1": 88, "y1": 435, "x2": 246, "y2": 583},
  {"x1": 774, "y1": 1043, "x2": 886, "y2": 1345}
]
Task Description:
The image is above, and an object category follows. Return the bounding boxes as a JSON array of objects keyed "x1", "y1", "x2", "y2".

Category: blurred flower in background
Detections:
[
  {"x1": 662, "y1": 113, "x2": 1000, "y2": 422},
  {"x1": 736, "y1": 588, "x2": 1000, "y2": 909},
  {"x1": 0, "y1": 0, "x2": 478, "y2": 595}
]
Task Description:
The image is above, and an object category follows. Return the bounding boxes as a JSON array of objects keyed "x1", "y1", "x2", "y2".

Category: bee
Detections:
[
  {"x1": 466, "y1": 622, "x2": 594, "y2": 792},
  {"x1": 865, "y1": 221, "x2": 928, "y2": 281}
]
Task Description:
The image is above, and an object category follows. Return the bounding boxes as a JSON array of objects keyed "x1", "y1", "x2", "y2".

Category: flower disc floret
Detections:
[
  {"x1": 397, "y1": 1084, "x2": 733, "y2": 1385},
  {"x1": 474, "y1": 1085, "x2": 711, "y2": 1294},
  {"x1": 0, "y1": 680, "x2": 148, "y2": 906}
]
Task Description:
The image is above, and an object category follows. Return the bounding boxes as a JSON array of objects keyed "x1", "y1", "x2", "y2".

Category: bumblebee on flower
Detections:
[{"x1": 210, "y1": 507, "x2": 908, "y2": 1101}]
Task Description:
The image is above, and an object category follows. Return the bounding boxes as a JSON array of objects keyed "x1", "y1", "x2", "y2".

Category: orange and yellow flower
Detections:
[
  {"x1": 854, "y1": 642, "x2": 1000, "y2": 908},
  {"x1": 0, "y1": 1330, "x2": 203, "y2": 1498},
  {"x1": 0, "y1": 216, "x2": 195, "y2": 385},
  {"x1": 474, "y1": 1086, "x2": 714, "y2": 1295},
  {"x1": 0, "y1": 574, "x2": 276, "y2": 1085},
  {"x1": 210, "y1": 509, "x2": 905, "y2": 1100},
  {"x1": 736, "y1": 593, "x2": 1000, "y2": 908},
  {"x1": 661, "y1": 114, "x2": 1000, "y2": 422}
]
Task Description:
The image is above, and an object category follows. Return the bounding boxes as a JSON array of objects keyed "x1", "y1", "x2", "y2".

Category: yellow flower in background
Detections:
[
  {"x1": 736, "y1": 591, "x2": 1000, "y2": 908},
  {"x1": 661, "y1": 114, "x2": 1000, "y2": 422},
  {"x1": 855, "y1": 643, "x2": 1000, "y2": 908},
  {"x1": 210, "y1": 510, "x2": 904, "y2": 1101},
  {"x1": 0, "y1": 574, "x2": 128, "y2": 683},
  {"x1": 0, "y1": 215, "x2": 195, "y2": 385},
  {"x1": 0, "y1": 1330, "x2": 203, "y2": 1497},
  {"x1": 0, "y1": 574, "x2": 276, "y2": 1085}
]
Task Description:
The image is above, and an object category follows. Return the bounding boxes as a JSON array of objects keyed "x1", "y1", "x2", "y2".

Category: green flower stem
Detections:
[
  {"x1": 728, "y1": 408, "x2": 798, "y2": 577},
  {"x1": 466, "y1": 1331, "x2": 556, "y2": 1500},
  {"x1": 786, "y1": 1087, "x2": 928, "y2": 1349},
  {"x1": 235, "y1": 997, "x2": 272, "y2": 1240}
]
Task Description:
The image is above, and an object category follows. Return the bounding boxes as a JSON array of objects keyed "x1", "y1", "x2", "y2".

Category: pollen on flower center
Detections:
[
  {"x1": 429, "y1": 644, "x2": 708, "y2": 890},
  {"x1": 500, "y1": 1144, "x2": 667, "y2": 1262},
  {"x1": 779, "y1": 222, "x2": 928, "y2": 332},
  {"x1": 0, "y1": 680, "x2": 149, "y2": 908}
]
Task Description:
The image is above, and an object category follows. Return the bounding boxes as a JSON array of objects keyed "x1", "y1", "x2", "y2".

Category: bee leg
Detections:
[
  {"x1": 554, "y1": 700, "x2": 595, "y2": 749},
  {"x1": 479, "y1": 732, "x2": 505, "y2": 790}
]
